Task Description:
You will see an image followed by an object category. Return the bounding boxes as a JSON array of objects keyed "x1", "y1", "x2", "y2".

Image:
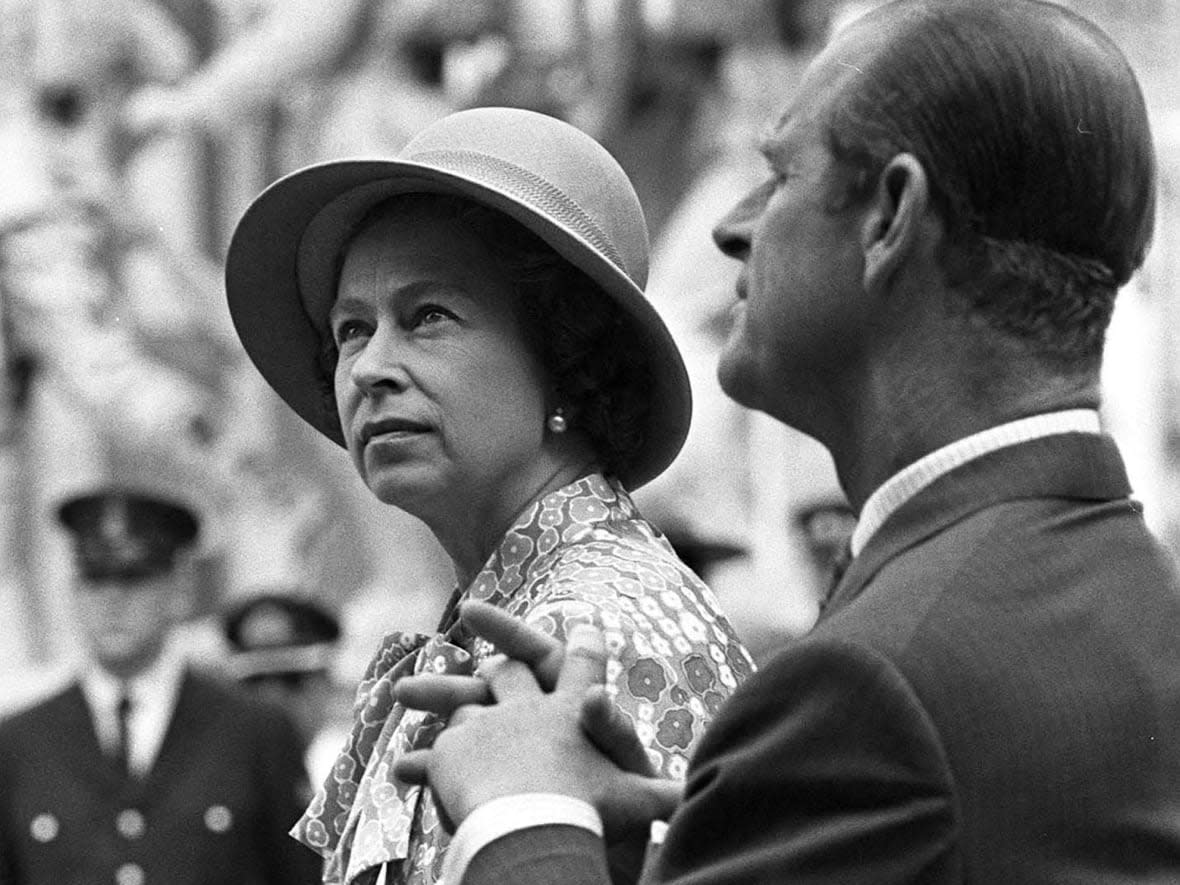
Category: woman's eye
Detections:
[
  {"x1": 413, "y1": 305, "x2": 455, "y2": 327},
  {"x1": 333, "y1": 319, "x2": 370, "y2": 346}
]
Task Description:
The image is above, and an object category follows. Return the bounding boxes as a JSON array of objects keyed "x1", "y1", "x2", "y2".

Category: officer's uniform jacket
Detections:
[{"x1": 0, "y1": 668, "x2": 322, "y2": 885}]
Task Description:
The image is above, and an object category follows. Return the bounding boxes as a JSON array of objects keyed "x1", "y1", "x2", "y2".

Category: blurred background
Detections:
[{"x1": 2, "y1": 0, "x2": 1179, "y2": 737}]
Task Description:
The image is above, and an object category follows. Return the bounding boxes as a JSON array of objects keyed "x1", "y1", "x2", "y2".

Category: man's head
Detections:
[
  {"x1": 714, "y1": 0, "x2": 1155, "y2": 429},
  {"x1": 58, "y1": 489, "x2": 199, "y2": 679},
  {"x1": 222, "y1": 592, "x2": 341, "y2": 747}
]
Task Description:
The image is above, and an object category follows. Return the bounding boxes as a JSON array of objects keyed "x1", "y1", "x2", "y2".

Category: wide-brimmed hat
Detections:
[{"x1": 225, "y1": 106, "x2": 691, "y2": 489}]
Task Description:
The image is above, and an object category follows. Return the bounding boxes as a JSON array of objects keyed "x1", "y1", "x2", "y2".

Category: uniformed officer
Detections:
[
  {"x1": 222, "y1": 591, "x2": 344, "y2": 782},
  {"x1": 0, "y1": 488, "x2": 322, "y2": 885}
]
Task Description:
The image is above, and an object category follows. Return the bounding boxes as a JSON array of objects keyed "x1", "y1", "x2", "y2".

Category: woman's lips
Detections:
[{"x1": 360, "y1": 418, "x2": 431, "y2": 446}]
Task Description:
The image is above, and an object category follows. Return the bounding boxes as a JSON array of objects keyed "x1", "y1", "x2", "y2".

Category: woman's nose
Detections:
[{"x1": 347, "y1": 328, "x2": 408, "y2": 394}]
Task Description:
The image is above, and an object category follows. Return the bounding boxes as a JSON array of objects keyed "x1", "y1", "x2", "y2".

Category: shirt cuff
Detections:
[{"x1": 441, "y1": 793, "x2": 603, "y2": 885}]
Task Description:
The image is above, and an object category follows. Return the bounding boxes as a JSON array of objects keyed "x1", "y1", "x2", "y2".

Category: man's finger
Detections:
[
  {"x1": 449, "y1": 702, "x2": 486, "y2": 727},
  {"x1": 481, "y1": 655, "x2": 544, "y2": 700},
  {"x1": 394, "y1": 673, "x2": 491, "y2": 715},
  {"x1": 393, "y1": 749, "x2": 432, "y2": 785},
  {"x1": 580, "y1": 685, "x2": 656, "y2": 776},
  {"x1": 462, "y1": 601, "x2": 565, "y2": 688},
  {"x1": 601, "y1": 773, "x2": 683, "y2": 842},
  {"x1": 555, "y1": 623, "x2": 607, "y2": 692}
]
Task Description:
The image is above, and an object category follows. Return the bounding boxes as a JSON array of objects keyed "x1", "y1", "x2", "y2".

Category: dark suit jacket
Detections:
[
  {"x1": 464, "y1": 433, "x2": 1180, "y2": 883},
  {"x1": 0, "y1": 669, "x2": 322, "y2": 885}
]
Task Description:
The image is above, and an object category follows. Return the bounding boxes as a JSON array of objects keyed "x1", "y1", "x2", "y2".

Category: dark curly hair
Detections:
[
  {"x1": 820, "y1": 0, "x2": 1155, "y2": 372},
  {"x1": 316, "y1": 193, "x2": 652, "y2": 478}
]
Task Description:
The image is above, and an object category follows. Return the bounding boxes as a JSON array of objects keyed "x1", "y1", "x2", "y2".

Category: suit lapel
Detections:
[
  {"x1": 141, "y1": 670, "x2": 218, "y2": 793},
  {"x1": 50, "y1": 683, "x2": 126, "y2": 790},
  {"x1": 828, "y1": 432, "x2": 1133, "y2": 613}
]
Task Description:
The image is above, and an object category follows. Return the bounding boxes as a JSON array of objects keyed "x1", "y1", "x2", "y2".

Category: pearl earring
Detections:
[{"x1": 547, "y1": 408, "x2": 568, "y2": 434}]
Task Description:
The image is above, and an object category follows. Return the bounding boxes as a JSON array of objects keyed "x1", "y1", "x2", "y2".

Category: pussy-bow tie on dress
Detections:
[{"x1": 292, "y1": 615, "x2": 472, "y2": 885}]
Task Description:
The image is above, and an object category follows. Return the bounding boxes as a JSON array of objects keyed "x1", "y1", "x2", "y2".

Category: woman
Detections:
[{"x1": 225, "y1": 107, "x2": 753, "y2": 885}]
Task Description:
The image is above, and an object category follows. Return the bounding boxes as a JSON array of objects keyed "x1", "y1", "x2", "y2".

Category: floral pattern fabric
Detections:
[{"x1": 292, "y1": 473, "x2": 755, "y2": 884}]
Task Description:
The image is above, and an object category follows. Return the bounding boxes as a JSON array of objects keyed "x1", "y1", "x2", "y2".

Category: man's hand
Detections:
[
  {"x1": 394, "y1": 612, "x2": 682, "y2": 840},
  {"x1": 393, "y1": 622, "x2": 621, "y2": 822},
  {"x1": 395, "y1": 601, "x2": 664, "y2": 777},
  {"x1": 392, "y1": 599, "x2": 568, "y2": 714}
]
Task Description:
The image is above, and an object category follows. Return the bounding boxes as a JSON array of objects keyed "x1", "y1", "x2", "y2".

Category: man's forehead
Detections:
[
  {"x1": 759, "y1": 38, "x2": 874, "y2": 159},
  {"x1": 757, "y1": 92, "x2": 828, "y2": 159}
]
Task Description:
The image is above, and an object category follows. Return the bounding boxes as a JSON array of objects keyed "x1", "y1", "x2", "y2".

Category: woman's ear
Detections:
[{"x1": 860, "y1": 153, "x2": 931, "y2": 296}]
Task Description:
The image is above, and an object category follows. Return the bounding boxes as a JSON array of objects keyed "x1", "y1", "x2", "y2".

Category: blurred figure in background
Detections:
[
  {"x1": 223, "y1": 591, "x2": 348, "y2": 783},
  {"x1": 0, "y1": 489, "x2": 320, "y2": 885}
]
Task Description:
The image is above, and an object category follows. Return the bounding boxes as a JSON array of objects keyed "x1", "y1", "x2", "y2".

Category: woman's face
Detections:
[{"x1": 330, "y1": 203, "x2": 554, "y2": 529}]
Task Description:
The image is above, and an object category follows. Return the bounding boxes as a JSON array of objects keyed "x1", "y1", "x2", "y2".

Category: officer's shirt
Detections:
[{"x1": 78, "y1": 640, "x2": 183, "y2": 777}]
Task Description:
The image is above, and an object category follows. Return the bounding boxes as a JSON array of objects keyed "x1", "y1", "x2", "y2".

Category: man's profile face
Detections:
[
  {"x1": 712, "y1": 20, "x2": 885, "y2": 426},
  {"x1": 73, "y1": 571, "x2": 179, "y2": 676}
]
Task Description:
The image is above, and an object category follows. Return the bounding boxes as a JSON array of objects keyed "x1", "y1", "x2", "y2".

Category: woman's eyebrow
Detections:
[
  {"x1": 327, "y1": 295, "x2": 366, "y2": 327},
  {"x1": 328, "y1": 281, "x2": 473, "y2": 325}
]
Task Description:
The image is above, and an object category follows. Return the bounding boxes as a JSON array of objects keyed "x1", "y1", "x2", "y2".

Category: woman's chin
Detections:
[{"x1": 363, "y1": 470, "x2": 438, "y2": 515}]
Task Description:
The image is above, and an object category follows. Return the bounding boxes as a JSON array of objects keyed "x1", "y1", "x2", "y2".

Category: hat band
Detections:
[
  {"x1": 229, "y1": 644, "x2": 335, "y2": 679},
  {"x1": 407, "y1": 149, "x2": 628, "y2": 274}
]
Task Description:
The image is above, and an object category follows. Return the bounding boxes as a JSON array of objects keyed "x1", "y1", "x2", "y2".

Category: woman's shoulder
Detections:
[
  {"x1": 512, "y1": 528, "x2": 756, "y2": 779},
  {"x1": 519, "y1": 526, "x2": 755, "y2": 679},
  {"x1": 534, "y1": 521, "x2": 713, "y2": 608}
]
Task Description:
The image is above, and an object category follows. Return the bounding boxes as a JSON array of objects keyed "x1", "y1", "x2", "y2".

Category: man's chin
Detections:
[
  {"x1": 93, "y1": 646, "x2": 155, "y2": 676},
  {"x1": 716, "y1": 359, "x2": 760, "y2": 411}
]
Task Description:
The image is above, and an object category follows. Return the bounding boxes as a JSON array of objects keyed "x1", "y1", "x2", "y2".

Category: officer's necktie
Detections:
[{"x1": 115, "y1": 691, "x2": 133, "y2": 777}]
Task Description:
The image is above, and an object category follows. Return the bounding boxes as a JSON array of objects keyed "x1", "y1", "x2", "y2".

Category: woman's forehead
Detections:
[
  {"x1": 335, "y1": 204, "x2": 516, "y2": 309},
  {"x1": 345, "y1": 201, "x2": 493, "y2": 267}
]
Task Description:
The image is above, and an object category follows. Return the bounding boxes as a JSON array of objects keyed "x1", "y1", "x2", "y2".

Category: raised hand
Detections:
[
  {"x1": 393, "y1": 622, "x2": 618, "y2": 823},
  {"x1": 392, "y1": 599, "x2": 567, "y2": 716},
  {"x1": 395, "y1": 619, "x2": 681, "y2": 837},
  {"x1": 396, "y1": 601, "x2": 669, "y2": 778}
]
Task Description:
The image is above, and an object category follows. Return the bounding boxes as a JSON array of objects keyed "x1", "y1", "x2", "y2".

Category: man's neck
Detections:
[{"x1": 829, "y1": 365, "x2": 1101, "y2": 512}]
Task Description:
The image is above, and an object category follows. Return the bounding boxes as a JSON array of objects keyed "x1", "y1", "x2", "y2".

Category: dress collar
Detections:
[{"x1": 461, "y1": 472, "x2": 637, "y2": 611}]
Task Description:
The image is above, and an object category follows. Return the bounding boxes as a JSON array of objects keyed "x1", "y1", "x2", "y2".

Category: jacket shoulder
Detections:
[
  {"x1": 178, "y1": 668, "x2": 296, "y2": 730},
  {"x1": 0, "y1": 684, "x2": 82, "y2": 742}
]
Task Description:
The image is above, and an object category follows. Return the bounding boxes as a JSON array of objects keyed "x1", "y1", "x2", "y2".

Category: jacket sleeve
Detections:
[
  {"x1": 463, "y1": 638, "x2": 961, "y2": 885},
  {"x1": 651, "y1": 639, "x2": 961, "y2": 884},
  {"x1": 463, "y1": 825, "x2": 612, "y2": 885}
]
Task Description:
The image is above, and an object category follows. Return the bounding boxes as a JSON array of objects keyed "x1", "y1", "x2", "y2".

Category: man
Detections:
[
  {"x1": 386, "y1": 1, "x2": 1180, "y2": 883},
  {"x1": 0, "y1": 488, "x2": 321, "y2": 885},
  {"x1": 222, "y1": 590, "x2": 344, "y2": 782}
]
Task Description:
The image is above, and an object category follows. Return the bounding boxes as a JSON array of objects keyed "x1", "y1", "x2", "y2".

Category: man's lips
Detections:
[{"x1": 360, "y1": 418, "x2": 432, "y2": 446}]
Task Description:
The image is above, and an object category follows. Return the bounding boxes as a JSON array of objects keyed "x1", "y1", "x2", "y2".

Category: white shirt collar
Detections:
[
  {"x1": 850, "y1": 409, "x2": 1102, "y2": 556},
  {"x1": 80, "y1": 637, "x2": 186, "y2": 775}
]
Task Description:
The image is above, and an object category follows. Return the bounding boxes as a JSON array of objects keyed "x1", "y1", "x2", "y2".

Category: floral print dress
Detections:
[{"x1": 292, "y1": 473, "x2": 755, "y2": 884}]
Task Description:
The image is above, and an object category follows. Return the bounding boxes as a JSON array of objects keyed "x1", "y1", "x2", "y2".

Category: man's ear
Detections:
[{"x1": 860, "y1": 153, "x2": 930, "y2": 296}]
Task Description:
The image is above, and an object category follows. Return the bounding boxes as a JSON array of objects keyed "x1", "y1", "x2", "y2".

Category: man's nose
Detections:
[{"x1": 712, "y1": 183, "x2": 769, "y2": 261}]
